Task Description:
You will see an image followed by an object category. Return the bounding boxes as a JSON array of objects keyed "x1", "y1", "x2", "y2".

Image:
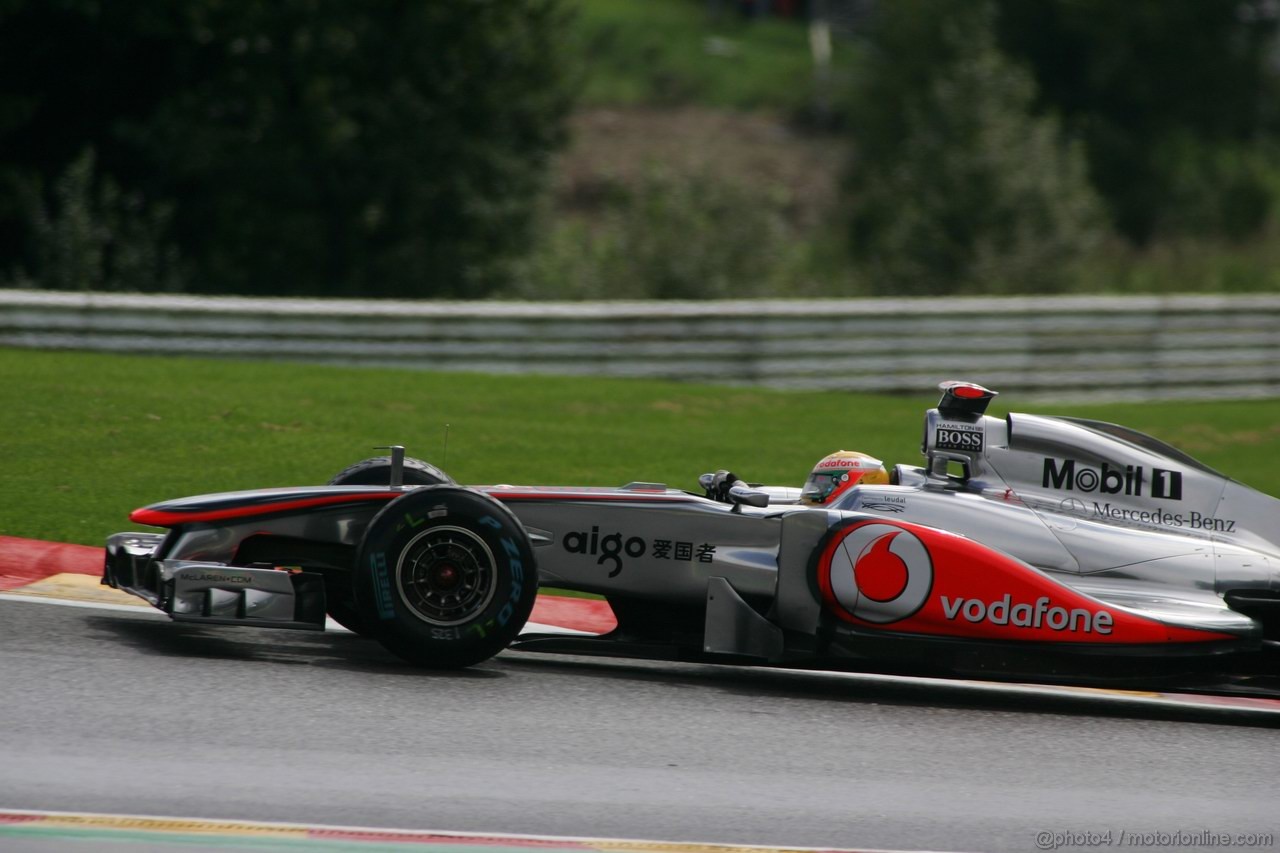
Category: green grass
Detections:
[
  {"x1": 567, "y1": 0, "x2": 845, "y2": 113},
  {"x1": 5, "y1": 348, "x2": 1280, "y2": 546}
]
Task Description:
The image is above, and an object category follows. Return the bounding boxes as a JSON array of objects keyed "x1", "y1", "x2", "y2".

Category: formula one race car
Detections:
[{"x1": 103, "y1": 382, "x2": 1280, "y2": 693}]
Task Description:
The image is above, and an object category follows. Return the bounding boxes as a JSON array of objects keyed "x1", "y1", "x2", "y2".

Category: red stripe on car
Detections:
[{"x1": 130, "y1": 493, "x2": 397, "y2": 527}]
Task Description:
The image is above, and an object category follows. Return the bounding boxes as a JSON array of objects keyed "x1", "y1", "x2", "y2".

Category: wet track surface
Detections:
[{"x1": 1, "y1": 599, "x2": 1277, "y2": 852}]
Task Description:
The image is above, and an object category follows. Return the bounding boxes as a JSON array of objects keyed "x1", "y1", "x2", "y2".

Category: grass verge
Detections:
[{"x1": 4, "y1": 347, "x2": 1280, "y2": 546}]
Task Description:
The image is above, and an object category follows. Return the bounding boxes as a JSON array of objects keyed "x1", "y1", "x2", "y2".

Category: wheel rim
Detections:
[{"x1": 394, "y1": 525, "x2": 497, "y2": 626}]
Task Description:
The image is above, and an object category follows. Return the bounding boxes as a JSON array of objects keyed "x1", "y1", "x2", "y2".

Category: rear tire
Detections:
[
  {"x1": 353, "y1": 486, "x2": 537, "y2": 668},
  {"x1": 325, "y1": 455, "x2": 454, "y2": 635}
]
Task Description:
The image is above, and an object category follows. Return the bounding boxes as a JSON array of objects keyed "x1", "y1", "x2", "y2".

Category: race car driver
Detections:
[
  {"x1": 798, "y1": 450, "x2": 889, "y2": 505},
  {"x1": 703, "y1": 450, "x2": 889, "y2": 506}
]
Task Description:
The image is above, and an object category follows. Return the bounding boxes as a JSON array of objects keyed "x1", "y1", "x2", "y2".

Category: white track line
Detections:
[
  {"x1": 0, "y1": 591, "x2": 165, "y2": 615},
  {"x1": 0, "y1": 589, "x2": 591, "y2": 635}
]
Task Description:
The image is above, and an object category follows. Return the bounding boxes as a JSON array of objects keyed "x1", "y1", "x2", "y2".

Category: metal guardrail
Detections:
[{"x1": 3, "y1": 289, "x2": 1279, "y2": 401}]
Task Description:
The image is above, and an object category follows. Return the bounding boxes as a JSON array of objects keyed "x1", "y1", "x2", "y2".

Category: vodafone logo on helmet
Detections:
[{"x1": 820, "y1": 522, "x2": 933, "y2": 624}]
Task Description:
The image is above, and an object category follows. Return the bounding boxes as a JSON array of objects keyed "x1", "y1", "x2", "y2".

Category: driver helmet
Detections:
[{"x1": 800, "y1": 450, "x2": 889, "y2": 505}]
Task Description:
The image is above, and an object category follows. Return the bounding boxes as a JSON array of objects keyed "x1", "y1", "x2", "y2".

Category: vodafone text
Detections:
[{"x1": 941, "y1": 594, "x2": 1114, "y2": 635}]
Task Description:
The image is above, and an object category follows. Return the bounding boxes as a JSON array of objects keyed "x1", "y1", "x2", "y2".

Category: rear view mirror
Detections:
[{"x1": 728, "y1": 485, "x2": 770, "y2": 509}]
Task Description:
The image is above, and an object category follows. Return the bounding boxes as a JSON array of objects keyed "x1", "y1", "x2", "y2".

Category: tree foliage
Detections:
[
  {"x1": 845, "y1": 2, "x2": 1105, "y2": 295},
  {"x1": 27, "y1": 149, "x2": 182, "y2": 293},
  {"x1": 0, "y1": 1, "x2": 573, "y2": 297},
  {"x1": 995, "y1": 0, "x2": 1280, "y2": 244}
]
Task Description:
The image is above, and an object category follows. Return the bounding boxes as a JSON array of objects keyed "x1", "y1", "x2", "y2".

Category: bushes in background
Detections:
[
  {"x1": 844, "y1": 5, "x2": 1105, "y2": 295},
  {"x1": 995, "y1": 0, "x2": 1280, "y2": 245},
  {"x1": 0, "y1": 1, "x2": 572, "y2": 298},
  {"x1": 4, "y1": 0, "x2": 1280, "y2": 300},
  {"x1": 23, "y1": 149, "x2": 182, "y2": 293},
  {"x1": 513, "y1": 166, "x2": 806, "y2": 300}
]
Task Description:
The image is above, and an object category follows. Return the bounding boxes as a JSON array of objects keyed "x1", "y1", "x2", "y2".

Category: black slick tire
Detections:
[
  {"x1": 353, "y1": 486, "x2": 537, "y2": 668},
  {"x1": 328, "y1": 456, "x2": 455, "y2": 488},
  {"x1": 323, "y1": 456, "x2": 454, "y2": 634}
]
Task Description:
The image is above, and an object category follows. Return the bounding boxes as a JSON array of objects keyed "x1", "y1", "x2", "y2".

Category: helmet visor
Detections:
[{"x1": 801, "y1": 470, "x2": 849, "y2": 504}]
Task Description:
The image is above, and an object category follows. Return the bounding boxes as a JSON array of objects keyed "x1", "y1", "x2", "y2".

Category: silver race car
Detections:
[{"x1": 104, "y1": 382, "x2": 1280, "y2": 693}]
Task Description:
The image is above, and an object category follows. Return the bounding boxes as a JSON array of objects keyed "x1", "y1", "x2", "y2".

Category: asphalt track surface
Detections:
[{"x1": 1, "y1": 598, "x2": 1277, "y2": 853}]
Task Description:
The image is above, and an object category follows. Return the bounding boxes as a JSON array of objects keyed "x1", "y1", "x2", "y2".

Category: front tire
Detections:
[
  {"x1": 325, "y1": 455, "x2": 454, "y2": 634},
  {"x1": 354, "y1": 486, "x2": 537, "y2": 668},
  {"x1": 328, "y1": 455, "x2": 454, "y2": 488}
]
